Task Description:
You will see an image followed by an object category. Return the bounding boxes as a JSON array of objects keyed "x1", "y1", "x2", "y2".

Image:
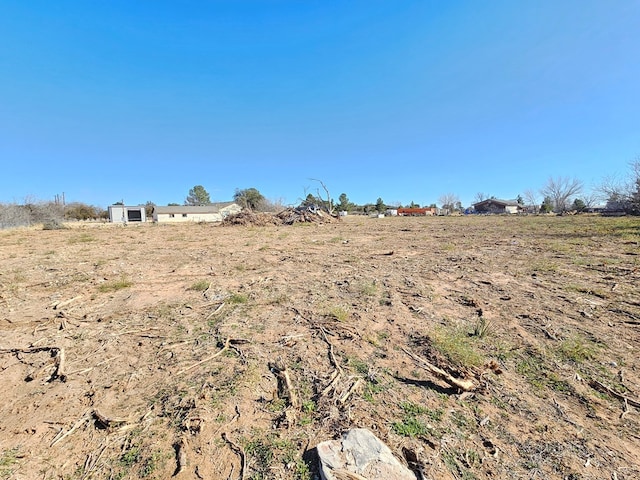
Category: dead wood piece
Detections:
[
  {"x1": 92, "y1": 408, "x2": 128, "y2": 429},
  {"x1": 0, "y1": 346, "x2": 59, "y2": 355},
  {"x1": 402, "y1": 347, "x2": 476, "y2": 392},
  {"x1": 205, "y1": 302, "x2": 226, "y2": 320},
  {"x1": 321, "y1": 370, "x2": 342, "y2": 397},
  {"x1": 25, "y1": 360, "x2": 56, "y2": 382},
  {"x1": 173, "y1": 437, "x2": 188, "y2": 477},
  {"x1": 52, "y1": 347, "x2": 67, "y2": 382},
  {"x1": 54, "y1": 295, "x2": 83, "y2": 310},
  {"x1": 338, "y1": 378, "x2": 363, "y2": 405},
  {"x1": 271, "y1": 363, "x2": 300, "y2": 408},
  {"x1": 51, "y1": 410, "x2": 91, "y2": 447},
  {"x1": 176, "y1": 338, "x2": 231, "y2": 375},
  {"x1": 2, "y1": 346, "x2": 67, "y2": 382},
  {"x1": 222, "y1": 432, "x2": 246, "y2": 480},
  {"x1": 588, "y1": 380, "x2": 640, "y2": 409}
]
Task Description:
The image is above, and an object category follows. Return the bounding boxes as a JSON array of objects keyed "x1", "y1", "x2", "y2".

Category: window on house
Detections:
[
  {"x1": 169, "y1": 214, "x2": 175, "y2": 218},
  {"x1": 126, "y1": 209, "x2": 142, "y2": 222},
  {"x1": 182, "y1": 213, "x2": 188, "y2": 217}
]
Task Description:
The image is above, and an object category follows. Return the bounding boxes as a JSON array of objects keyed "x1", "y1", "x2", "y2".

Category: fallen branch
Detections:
[
  {"x1": 338, "y1": 378, "x2": 363, "y2": 404},
  {"x1": 54, "y1": 295, "x2": 83, "y2": 310},
  {"x1": 173, "y1": 436, "x2": 188, "y2": 477},
  {"x1": 52, "y1": 347, "x2": 67, "y2": 382},
  {"x1": 205, "y1": 302, "x2": 226, "y2": 321},
  {"x1": 588, "y1": 379, "x2": 640, "y2": 409},
  {"x1": 319, "y1": 326, "x2": 344, "y2": 397},
  {"x1": 402, "y1": 347, "x2": 476, "y2": 392},
  {"x1": 2, "y1": 346, "x2": 67, "y2": 382},
  {"x1": 222, "y1": 432, "x2": 245, "y2": 480},
  {"x1": 270, "y1": 363, "x2": 299, "y2": 408},
  {"x1": 51, "y1": 410, "x2": 91, "y2": 447},
  {"x1": 176, "y1": 338, "x2": 231, "y2": 375}
]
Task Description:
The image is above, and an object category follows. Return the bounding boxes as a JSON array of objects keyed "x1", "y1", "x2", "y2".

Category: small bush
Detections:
[
  {"x1": 228, "y1": 293, "x2": 248, "y2": 304},
  {"x1": 42, "y1": 219, "x2": 67, "y2": 230},
  {"x1": 188, "y1": 280, "x2": 210, "y2": 292},
  {"x1": 99, "y1": 277, "x2": 133, "y2": 293}
]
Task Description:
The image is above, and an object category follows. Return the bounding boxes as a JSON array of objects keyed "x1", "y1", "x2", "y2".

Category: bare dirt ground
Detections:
[{"x1": 1, "y1": 215, "x2": 639, "y2": 480}]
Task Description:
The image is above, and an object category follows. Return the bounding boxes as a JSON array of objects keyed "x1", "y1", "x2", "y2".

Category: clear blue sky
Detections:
[{"x1": 1, "y1": 1, "x2": 639, "y2": 208}]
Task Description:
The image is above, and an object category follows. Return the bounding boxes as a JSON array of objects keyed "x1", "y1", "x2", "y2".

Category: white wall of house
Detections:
[
  {"x1": 154, "y1": 212, "x2": 223, "y2": 223},
  {"x1": 505, "y1": 205, "x2": 519, "y2": 214},
  {"x1": 152, "y1": 203, "x2": 242, "y2": 223},
  {"x1": 108, "y1": 205, "x2": 146, "y2": 223}
]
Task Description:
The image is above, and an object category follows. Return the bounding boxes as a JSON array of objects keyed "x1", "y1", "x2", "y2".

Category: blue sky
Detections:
[{"x1": 1, "y1": 1, "x2": 639, "y2": 208}]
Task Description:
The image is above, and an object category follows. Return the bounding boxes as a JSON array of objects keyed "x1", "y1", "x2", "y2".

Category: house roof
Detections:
[
  {"x1": 153, "y1": 202, "x2": 238, "y2": 214},
  {"x1": 472, "y1": 199, "x2": 521, "y2": 208}
]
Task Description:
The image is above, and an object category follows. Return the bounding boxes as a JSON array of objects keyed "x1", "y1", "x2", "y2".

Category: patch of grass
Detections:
[
  {"x1": 358, "y1": 281, "x2": 377, "y2": 296},
  {"x1": 140, "y1": 451, "x2": 166, "y2": 478},
  {"x1": 530, "y1": 261, "x2": 558, "y2": 273},
  {"x1": 432, "y1": 327, "x2": 485, "y2": 368},
  {"x1": 377, "y1": 331, "x2": 390, "y2": 341},
  {"x1": 244, "y1": 433, "x2": 311, "y2": 480},
  {"x1": 98, "y1": 277, "x2": 133, "y2": 293},
  {"x1": 363, "y1": 378, "x2": 387, "y2": 402},
  {"x1": 400, "y1": 401, "x2": 429, "y2": 416},
  {"x1": 0, "y1": 448, "x2": 19, "y2": 480},
  {"x1": 119, "y1": 446, "x2": 141, "y2": 468},
  {"x1": 557, "y1": 336, "x2": 597, "y2": 363},
  {"x1": 328, "y1": 306, "x2": 349, "y2": 322},
  {"x1": 229, "y1": 293, "x2": 248, "y2": 304},
  {"x1": 188, "y1": 280, "x2": 210, "y2": 292},
  {"x1": 392, "y1": 415, "x2": 430, "y2": 437},
  {"x1": 68, "y1": 233, "x2": 96, "y2": 244},
  {"x1": 471, "y1": 316, "x2": 493, "y2": 339},
  {"x1": 349, "y1": 357, "x2": 369, "y2": 375},
  {"x1": 441, "y1": 449, "x2": 478, "y2": 480}
]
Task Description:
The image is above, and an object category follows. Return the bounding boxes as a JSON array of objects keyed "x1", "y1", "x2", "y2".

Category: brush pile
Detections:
[
  {"x1": 221, "y1": 211, "x2": 281, "y2": 226},
  {"x1": 222, "y1": 207, "x2": 337, "y2": 226}
]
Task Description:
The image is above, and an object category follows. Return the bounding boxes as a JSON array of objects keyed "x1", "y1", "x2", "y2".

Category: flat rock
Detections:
[{"x1": 317, "y1": 428, "x2": 416, "y2": 480}]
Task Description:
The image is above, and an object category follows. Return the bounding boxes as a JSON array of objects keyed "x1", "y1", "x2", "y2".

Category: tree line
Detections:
[{"x1": 1, "y1": 159, "x2": 638, "y2": 229}]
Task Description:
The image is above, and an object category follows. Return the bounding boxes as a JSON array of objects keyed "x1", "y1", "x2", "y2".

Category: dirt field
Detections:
[{"x1": 1, "y1": 215, "x2": 639, "y2": 480}]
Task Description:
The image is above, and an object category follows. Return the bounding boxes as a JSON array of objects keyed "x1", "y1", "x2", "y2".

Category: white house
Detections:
[
  {"x1": 108, "y1": 205, "x2": 147, "y2": 223},
  {"x1": 152, "y1": 203, "x2": 242, "y2": 223}
]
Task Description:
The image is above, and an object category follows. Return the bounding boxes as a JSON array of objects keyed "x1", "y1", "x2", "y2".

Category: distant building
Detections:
[
  {"x1": 108, "y1": 205, "x2": 146, "y2": 223},
  {"x1": 152, "y1": 203, "x2": 242, "y2": 223},
  {"x1": 472, "y1": 199, "x2": 522, "y2": 214},
  {"x1": 396, "y1": 207, "x2": 437, "y2": 216}
]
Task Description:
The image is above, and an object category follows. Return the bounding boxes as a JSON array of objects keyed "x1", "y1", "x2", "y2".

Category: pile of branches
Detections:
[
  {"x1": 221, "y1": 211, "x2": 281, "y2": 226},
  {"x1": 275, "y1": 207, "x2": 336, "y2": 225},
  {"x1": 222, "y1": 207, "x2": 337, "y2": 227}
]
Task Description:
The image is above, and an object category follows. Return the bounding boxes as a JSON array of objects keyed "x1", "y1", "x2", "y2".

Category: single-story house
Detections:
[
  {"x1": 152, "y1": 202, "x2": 242, "y2": 223},
  {"x1": 108, "y1": 205, "x2": 147, "y2": 223},
  {"x1": 472, "y1": 199, "x2": 522, "y2": 214},
  {"x1": 396, "y1": 207, "x2": 437, "y2": 216}
]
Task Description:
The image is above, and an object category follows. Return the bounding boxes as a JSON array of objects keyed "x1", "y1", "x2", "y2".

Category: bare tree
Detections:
[
  {"x1": 581, "y1": 191, "x2": 602, "y2": 210},
  {"x1": 523, "y1": 189, "x2": 539, "y2": 213},
  {"x1": 540, "y1": 177, "x2": 583, "y2": 213},
  {"x1": 310, "y1": 178, "x2": 334, "y2": 215},
  {"x1": 474, "y1": 192, "x2": 488, "y2": 204},
  {"x1": 598, "y1": 159, "x2": 640, "y2": 214},
  {"x1": 438, "y1": 193, "x2": 460, "y2": 213}
]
